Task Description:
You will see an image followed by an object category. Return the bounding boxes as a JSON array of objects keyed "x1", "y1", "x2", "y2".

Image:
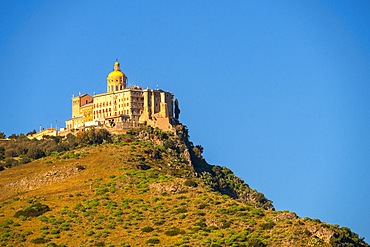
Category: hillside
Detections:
[{"x1": 0, "y1": 125, "x2": 368, "y2": 247}]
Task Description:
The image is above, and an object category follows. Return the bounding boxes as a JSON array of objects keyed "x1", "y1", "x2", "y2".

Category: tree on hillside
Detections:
[
  {"x1": 65, "y1": 133, "x2": 77, "y2": 149},
  {"x1": 174, "y1": 99, "x2": 180, "y2": 120},
  {"x1": 27, "y1": 146, "x2": 45, "y2": 160},
  {"x1": 4, "y1": 157, "x2": 18, "y2": 168},
  {"x1": 0, "y1": 147, "x2": 4, "y2": 160},
  {"x1": 76, "y1": 128, "x2": 111, "y2": 146},
  {"x1": 193, "y1": 145, "x2": 204, "y2": 159},
  {"x1": 27, "y1": 129, "x2": 37, "y2": 136},
  {"x1": 0, "y1": 132, "x2": 6, "y2": 139},
  {"x1": 8, "y1": 134, "x2": 18, "y2": 140}
]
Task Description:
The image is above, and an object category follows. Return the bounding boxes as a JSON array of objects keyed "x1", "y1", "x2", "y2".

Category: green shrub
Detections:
[
  {"x1": 165, "y1": 227, "x2": 185, "y2": 236},
  {"x1": 175, "y1": 207, "x2": 187, "y2": 214},
  {"x1": 19, "y1": 156, "x2": 31, "y2": 164},
  {"x1": 145, "y1": 238, "x2": 160, "y2": 245},
  {"x1": 12, "y1": 221, "x2": 20, "y2": 226},
  {"x1": 38, "y1": 215, "x2": 48, "y2": 222},
  {"x1": 198, "y1": 203, "x2": 208, "y2": 209},
  {"x1": 39, "y1": 225, "x2": 49, "y2": 230},
  {"x1": 95, "y1": 225, "x2": 104, "y2": 230},
  {"x1": 48, "y1": 216, "x2": 57, "y2": 224},
  {"x1": 30, "y1": 236, "x2": 50, "y2": 244},
  {"x1": 96, "y1": 241, "x2": 106, "y2": 246},
  {"x1": 220, "y1": 221, "x2": 231, "y2": 229},
  {"x1": 106, "y1": 223, "x2": 116, "y2": 229},
  {"x1": 184, "y1": 179, "x2": 198, "y2": 187},
  {"x1": 14, "y1": 202, "x2": 50, "y2": 219},
  {"x1": 55, "y1": 217, "x2": 65, "y2": 224},
  {"x1": 73, "y1": 203, "x2": 83, "y2": 211},
  {"x1": 50, "y1": 229, "x2": 60, "y2": 234},
  {"x1": 0, "y1": 219, "x2": 14, "y2": 227},
  {"x1": 329, "y1": 226, "x2": 368, "y2": 246},
  {"x1": 259, "y1": 222, "x2": 275, "y2": 230},
  {"x1": 141, "y1": 226, "x2": 154, "y2": 233},
  {"x1": 154, "y1": 219, "x2": 165, "y2": 225},
  {"x1": 18, "y1": 215, "x2": 27, "y2": 221},
  {"x1": 247, "y1": 238, "x2": 266, "y2": 247},
  {"x1": 46, "y1": 243, "x2": 58, "y2": 247},
  {"x1": 86, "y1": 230, "x2": 95, "y2": 236},
  {"x1": 4, "y1": 157, "x2": 18, "y2": 168},
  {"x1": 95, "y1": 187, "x2": 109, "y2": 196},
  {"x1": 179, "y1": 214, "x2": 187, "y2": 219},
  {"x1": 60, "y1": 223, "x2": 70, "y2": 231}
]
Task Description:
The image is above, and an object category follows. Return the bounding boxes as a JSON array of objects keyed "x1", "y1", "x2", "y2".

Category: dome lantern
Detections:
[
  {"x1": 107, "y1": 60, "x2": 127, "y2": 92},
  {"x1": 114, "y1": 61, "x2": 120, "y2": 71}
]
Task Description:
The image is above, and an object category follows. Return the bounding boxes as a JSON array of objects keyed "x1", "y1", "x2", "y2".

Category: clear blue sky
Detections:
[{"x1": 1, "y1": 0, "x2": 370, "y2": 241}]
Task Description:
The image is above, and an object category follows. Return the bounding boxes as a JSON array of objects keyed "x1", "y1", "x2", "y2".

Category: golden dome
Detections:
[
  {"x1": 108, "y1": 70, "x2": 125, "y2": 78},
  {"x1": 107, "y1": 60, "x2": 126, "y2": 79}
]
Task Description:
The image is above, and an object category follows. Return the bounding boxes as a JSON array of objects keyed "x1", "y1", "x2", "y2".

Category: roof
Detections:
[{"x1": 107, "y1": 70, "x2": 125, "y2": 78}]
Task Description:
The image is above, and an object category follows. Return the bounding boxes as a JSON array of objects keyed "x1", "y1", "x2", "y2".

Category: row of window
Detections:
[
  {"x1": 131, "y1": 103, "x2": 144, "y2": 108},
  {"x1": 95, "y1": 109, "x2": 112, "y2": 113},
  {"x1": 107, "y1": 79, "x2": 124, "y2": 83},
  {"x1": 94, "y1": 100, "x2": 144, "y2": 109},
  {"x1": 131, "y1": 91, "x2": 142, "y2": 96},
  {"x1": 131, "y1": 97, "x2": 143, "y2": 102},
  {"x1": 93, "y1": 109, "x2": 142, "y2": 119},
  {"x1": 109, "y1": 85, "x2": 124, "y2": 91}
]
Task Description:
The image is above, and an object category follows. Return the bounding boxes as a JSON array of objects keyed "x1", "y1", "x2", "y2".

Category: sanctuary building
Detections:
[{"x1": 65, "y1": 61, "x2": 175, "y2": 131}]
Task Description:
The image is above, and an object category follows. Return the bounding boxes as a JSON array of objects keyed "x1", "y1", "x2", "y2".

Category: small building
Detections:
[
  {"x1": 29, "y1": 128, "x2": 57, "y2": 140},
  {"x1": 66, "y1": 94, "x2": 93, "y2": 129},
  {"x1": 65, "y1": 60, "x2": 175, "y2": 131}
]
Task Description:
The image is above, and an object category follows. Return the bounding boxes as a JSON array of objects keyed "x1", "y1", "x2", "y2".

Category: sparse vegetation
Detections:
[
  {"x1": 0, "y1": 128, "x2": 109, "y2": 169},
  {"x1": 0, "y1": 125, "x2": 367, "y2": 246}
]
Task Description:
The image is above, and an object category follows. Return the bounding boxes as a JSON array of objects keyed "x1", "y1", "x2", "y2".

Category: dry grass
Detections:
[{"x1": 0, "y1": 142, "x2": 365, "y2": 247}]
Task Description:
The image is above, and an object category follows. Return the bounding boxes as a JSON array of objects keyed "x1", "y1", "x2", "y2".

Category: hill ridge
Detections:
[{"x1": 0, "y1": 125, "x2": 368, "y2": 246}]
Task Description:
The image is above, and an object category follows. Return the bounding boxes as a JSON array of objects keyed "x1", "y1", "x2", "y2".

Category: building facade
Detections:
[{"x1": 66, "y1": 61, "x2": 175, "y2": 131}]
